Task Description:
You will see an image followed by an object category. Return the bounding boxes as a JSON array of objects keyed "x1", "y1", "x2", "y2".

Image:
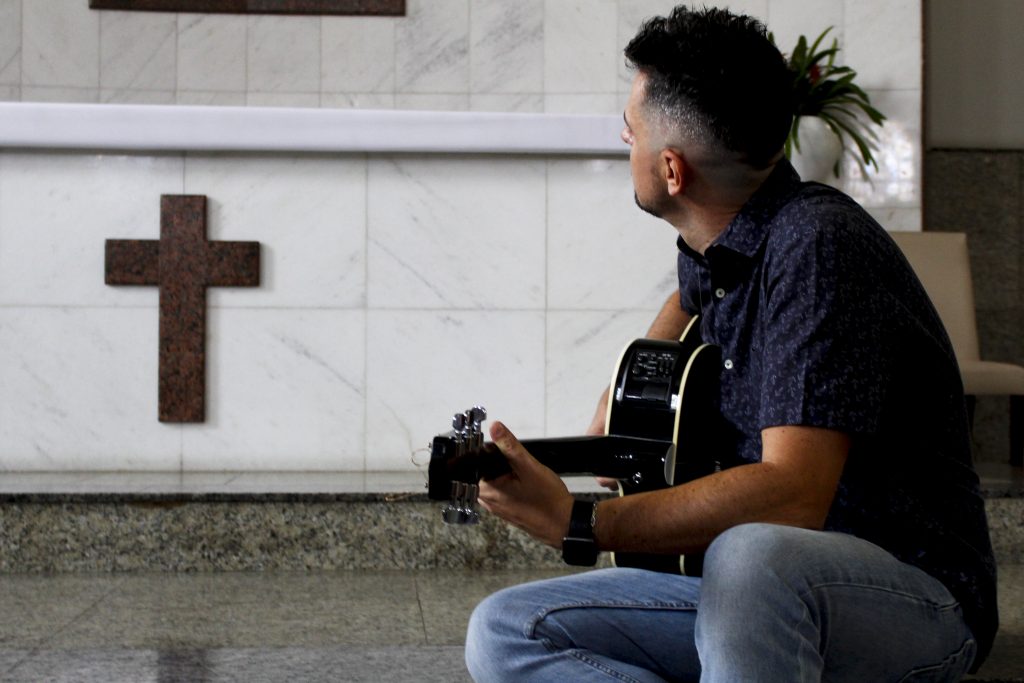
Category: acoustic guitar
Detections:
[{"x1": 427, "y1": 316, "x2": 724, "y2": 575}]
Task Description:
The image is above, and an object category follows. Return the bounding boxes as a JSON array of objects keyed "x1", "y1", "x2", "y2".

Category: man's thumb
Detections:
[{"x1": 489, "y1": 421, "x2": 529, "y2": 469}]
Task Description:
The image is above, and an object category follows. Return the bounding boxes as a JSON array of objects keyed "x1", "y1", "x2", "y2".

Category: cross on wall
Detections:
[{"x1": 105, "y1": 195, "x2": 260, "y2": 423}]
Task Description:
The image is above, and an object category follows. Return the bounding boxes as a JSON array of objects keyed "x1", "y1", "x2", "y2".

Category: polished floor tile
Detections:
[
  {"x1": 415, "y1": 568, "x2": 583, "y2": 646},
  {"x1": 0, "y1": 569, "x2": 561, "y2": 681},
  {"x1": 0, "y1": 567, "x2": 1020, "y2": 682},
  {"x1": 0, "y1": 646, "x2": 472, "y2": 683}
]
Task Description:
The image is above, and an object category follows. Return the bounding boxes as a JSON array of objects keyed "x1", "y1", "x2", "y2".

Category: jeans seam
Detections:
[
  {"x1": 799, "y1": 581, "x2": 960, "y2": 612},
  {"x1": 527, "y1": 600, "x2": 700, "y2": 639},
  {"x1": 895, "y1": 636, "x2": 976, "y2": 682},
  {"x1": 568, "y1": 648, "x2": 648, "y2": 683},
  {"x1": 526, "y1": 601, "x2": 699, "y2": 680}
]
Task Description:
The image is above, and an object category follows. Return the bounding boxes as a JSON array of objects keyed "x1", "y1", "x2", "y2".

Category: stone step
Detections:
[{"x1": 0, "y1": 466, "x2": 1021, "y2": 572}]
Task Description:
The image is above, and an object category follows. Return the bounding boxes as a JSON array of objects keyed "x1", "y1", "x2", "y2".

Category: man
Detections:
[{"x1": 463, "y1": 6, "x2": 997, "y2": 683}]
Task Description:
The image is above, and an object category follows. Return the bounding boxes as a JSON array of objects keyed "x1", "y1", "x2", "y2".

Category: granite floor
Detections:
[{"x1": 0, "y1": 565, "x2": 1021, "y2": 682}]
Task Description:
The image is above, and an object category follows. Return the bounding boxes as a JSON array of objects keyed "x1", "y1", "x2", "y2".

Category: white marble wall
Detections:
[
  {"x1": 0, "y1": 0, "x2": 922, "y2": 471},
  {"x1": 0, "y1": 151, "x2": 668, "y2": 471}
]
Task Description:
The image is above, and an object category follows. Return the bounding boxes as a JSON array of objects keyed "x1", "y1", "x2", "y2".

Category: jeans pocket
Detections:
[{"x1": 896, "y1": 637, "x2": 976, "y2": 683}]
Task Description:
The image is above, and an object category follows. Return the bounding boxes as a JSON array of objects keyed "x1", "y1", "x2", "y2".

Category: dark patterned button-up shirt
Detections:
[{"x1": 676, "y1": 160, "x2": 997, "y2": 666}]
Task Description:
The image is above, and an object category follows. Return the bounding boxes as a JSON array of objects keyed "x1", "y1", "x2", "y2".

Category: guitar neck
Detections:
[{"x1": 479, "y1": 434, "x2": 674, "y2": 484}]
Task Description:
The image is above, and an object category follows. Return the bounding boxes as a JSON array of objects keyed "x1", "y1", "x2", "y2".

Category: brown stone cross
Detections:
[{"x1": 105, "y1": 195, "x2": 260, "y2": 422}]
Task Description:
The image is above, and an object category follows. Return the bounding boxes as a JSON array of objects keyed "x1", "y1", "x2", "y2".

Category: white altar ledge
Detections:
[{"x1": 0, "y1": 102, "x2": 628, "y2": 156}]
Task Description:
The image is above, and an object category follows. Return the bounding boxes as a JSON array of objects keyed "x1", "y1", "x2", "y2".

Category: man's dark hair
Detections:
[{"x1": 624, "y1": 6, "x2": 793, "y2": 168}]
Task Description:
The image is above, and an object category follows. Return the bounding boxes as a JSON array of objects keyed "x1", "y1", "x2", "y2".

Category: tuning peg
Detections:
[
  {"x1": 441, "y1": 481, "x2": 480, "y2": 525},
  {"x1": 469, "y1": 406, "x2": 487, "y2": 425},
  {"x1": 452, "y1": 412, "x2": 467, "y2": 432}
]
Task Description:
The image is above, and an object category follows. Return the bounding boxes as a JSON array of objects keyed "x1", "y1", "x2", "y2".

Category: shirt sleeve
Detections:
[{"x1": 757, "y1": 212, "x2": 890, "y2": 435}]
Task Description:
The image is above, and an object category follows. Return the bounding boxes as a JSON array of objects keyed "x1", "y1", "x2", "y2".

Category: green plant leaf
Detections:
[{"x1": 784, "y1": 26, "x2": 886, "y2": 179}]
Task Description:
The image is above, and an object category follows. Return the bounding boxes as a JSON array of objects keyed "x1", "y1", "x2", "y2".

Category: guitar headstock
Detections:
[{"x1": 428, "y1": 406, "x2": 490, "y2": 525}]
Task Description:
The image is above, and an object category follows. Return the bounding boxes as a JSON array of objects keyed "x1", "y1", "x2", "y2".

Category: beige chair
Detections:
[{"x1": 890, "y1": 231, "x2": 1024, "y2": 465}]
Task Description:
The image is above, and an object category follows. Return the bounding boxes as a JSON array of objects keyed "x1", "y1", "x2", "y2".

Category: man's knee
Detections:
[
  {"x1": 702, "y1": 523, "x2": 820, "y2": 592},
  {"x1": 465, "y1": 586, "x2": 527, "y2": 682}
]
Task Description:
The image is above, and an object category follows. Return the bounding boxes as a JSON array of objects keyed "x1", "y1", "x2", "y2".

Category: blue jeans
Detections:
[{"x1": 465, "y1": 523, "x2": 976, "y2": 682}]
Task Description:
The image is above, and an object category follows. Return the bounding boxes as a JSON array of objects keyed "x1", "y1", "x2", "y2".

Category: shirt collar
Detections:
[{"x1": 675, "y1": 159, "x2": 803, "y2": 265}]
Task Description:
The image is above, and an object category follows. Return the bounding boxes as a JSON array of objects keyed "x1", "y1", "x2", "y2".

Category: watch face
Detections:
[{"x1": 562, "y1": 537, "x2": 599, "y2": 566}]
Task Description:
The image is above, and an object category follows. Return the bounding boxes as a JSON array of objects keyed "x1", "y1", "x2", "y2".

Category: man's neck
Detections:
[
  {"x1": 673, "y1": 163, "x2": 776, "y2": 255},
  {"x1": 671, "y1": 202, "x2": 743, "y2": 256}
]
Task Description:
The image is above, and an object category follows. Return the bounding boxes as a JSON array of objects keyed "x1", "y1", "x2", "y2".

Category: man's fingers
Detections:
[{"x1": 489, "y1": 421, "x2": 532, "y2": 471}]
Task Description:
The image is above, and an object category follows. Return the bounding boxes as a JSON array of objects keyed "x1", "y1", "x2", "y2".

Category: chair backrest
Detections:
[{"x1": 888, "y1": 231, "x2": 980, "y2": 362}]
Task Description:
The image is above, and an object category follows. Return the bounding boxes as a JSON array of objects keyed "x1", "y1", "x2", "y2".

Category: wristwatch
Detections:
[{"x1": 562, "y1": 499, "x2": 599, "y2": 566}]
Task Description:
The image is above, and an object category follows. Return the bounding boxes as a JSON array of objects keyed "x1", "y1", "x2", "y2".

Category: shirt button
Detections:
[
  {"x1": 724, "y1": 359, "x2": 734, "y2": 370},
  {"x1": 714, "y1": 288, "x2": 726, "y2": 299}
]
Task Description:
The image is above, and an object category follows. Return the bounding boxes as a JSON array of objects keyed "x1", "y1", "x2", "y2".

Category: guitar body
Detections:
[
  {"x1": 606, "y1": 316, "x2": 720, "y2": 575},
  {"x1": 428, "y1": 315, "x2": 723, "y2": 576}
]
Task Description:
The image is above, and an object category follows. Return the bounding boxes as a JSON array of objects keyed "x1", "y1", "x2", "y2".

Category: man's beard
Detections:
[{"x1": 634, "y1": 191, "x2": 663, "y2": 219}]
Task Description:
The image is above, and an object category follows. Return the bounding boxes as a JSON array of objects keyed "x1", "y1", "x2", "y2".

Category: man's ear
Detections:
[{"x1": 662, "y1": 148, "x2": 687, "y2": 197}]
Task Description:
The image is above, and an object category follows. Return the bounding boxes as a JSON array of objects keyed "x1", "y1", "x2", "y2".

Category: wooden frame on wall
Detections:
[{"x1": 88, "y1": 0, "x2": 405, "y2": 15}]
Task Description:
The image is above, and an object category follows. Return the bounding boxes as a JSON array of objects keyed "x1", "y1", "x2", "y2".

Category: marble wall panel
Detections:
[
  {"x1": 184, "y1": 154, "x2": 367, "y2": 309},
  {"x1": 19, "y1": 86, "x2": 100, "y2": 103},
  {"x1": 470, "y1": 94, "x2": 544, "y2": 114},
  {"x1": 176, "y1": 14, "x2": 247, "y2": 93},
  {"x1": 395, "y1": 0, "x2": 468, "y2": 95},
  {"x1": 470, "y1": 0, "x2": 544, "y2": 95},
  {"x1": 177, "y1": 91, "x2": 246, "y2": 106},
  {"x1": 366, "y1": 310, "x2": 546, "y2": 470},
  {"x1": 321, "y1": 92, "x2": 395, "y2": 109},
  {"x1": 545, "y1": 309, "x2": 658, "y2": 436},
  {"x1": 367, "y1": 156, "x2": 546, "y2": 310},
  {"x1": 245, "y1": 92, "x2": 321, "y2": 107},
  {"x1": 247, "y1": 15, "x2": 320, "y2": 94},
  {"x1": 546, "y1": 158, "x2": 678, "y2": 310},
  {"x1": 844, "y1": 0, "x2": 922, "y2": 91},
  {"x1": 0, "y1": 307, "x2": 181, "y2": 470},
  {"x1": 544, "y1": 93, "x2": 623, "y2": 115},
  {"x1": 764, "y1": 0, "x2": 843, "y2": 56},
  {"x1": 321, "y1": 16, "x2": 396, "y2": 94},
  {"x1": 394, "y1": 93, "x2": 468, "y2": 111},
  {"x1": 101, "y1": 89, "x2": 177, "y2": 105},
  {"x1": 0, "y1": 0, "x2": 20, "y2": 86},
  {"x1": 182, "y1": 309, "x2": 366, "y2": 470},
  {"x1": 544, "y1": 0, "x2": 618, "y2": 95},
  {"x1": 0, "y1": 152, "x2": 185, "y2": 307},
  {"x1": 21, "y1": 0, "x2": 99, "y2": 89},
  {"x1": 99, "y1": 11, "x2": 177, "y2": 91}
]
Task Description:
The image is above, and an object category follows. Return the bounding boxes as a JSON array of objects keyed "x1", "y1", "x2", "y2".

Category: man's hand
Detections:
[{"x1": 476, "y1": 421, "x2": 575, "y2": 549}]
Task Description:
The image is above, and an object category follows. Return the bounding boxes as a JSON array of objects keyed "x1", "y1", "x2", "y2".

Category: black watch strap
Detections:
[{"x1": 562, "y1": 499, "x2": 599, "y2": 566}]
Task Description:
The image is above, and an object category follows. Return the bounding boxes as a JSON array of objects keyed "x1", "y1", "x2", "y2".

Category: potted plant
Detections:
[{"x1": 773, "y1": 27, "x2": 886, "y2": 180}]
